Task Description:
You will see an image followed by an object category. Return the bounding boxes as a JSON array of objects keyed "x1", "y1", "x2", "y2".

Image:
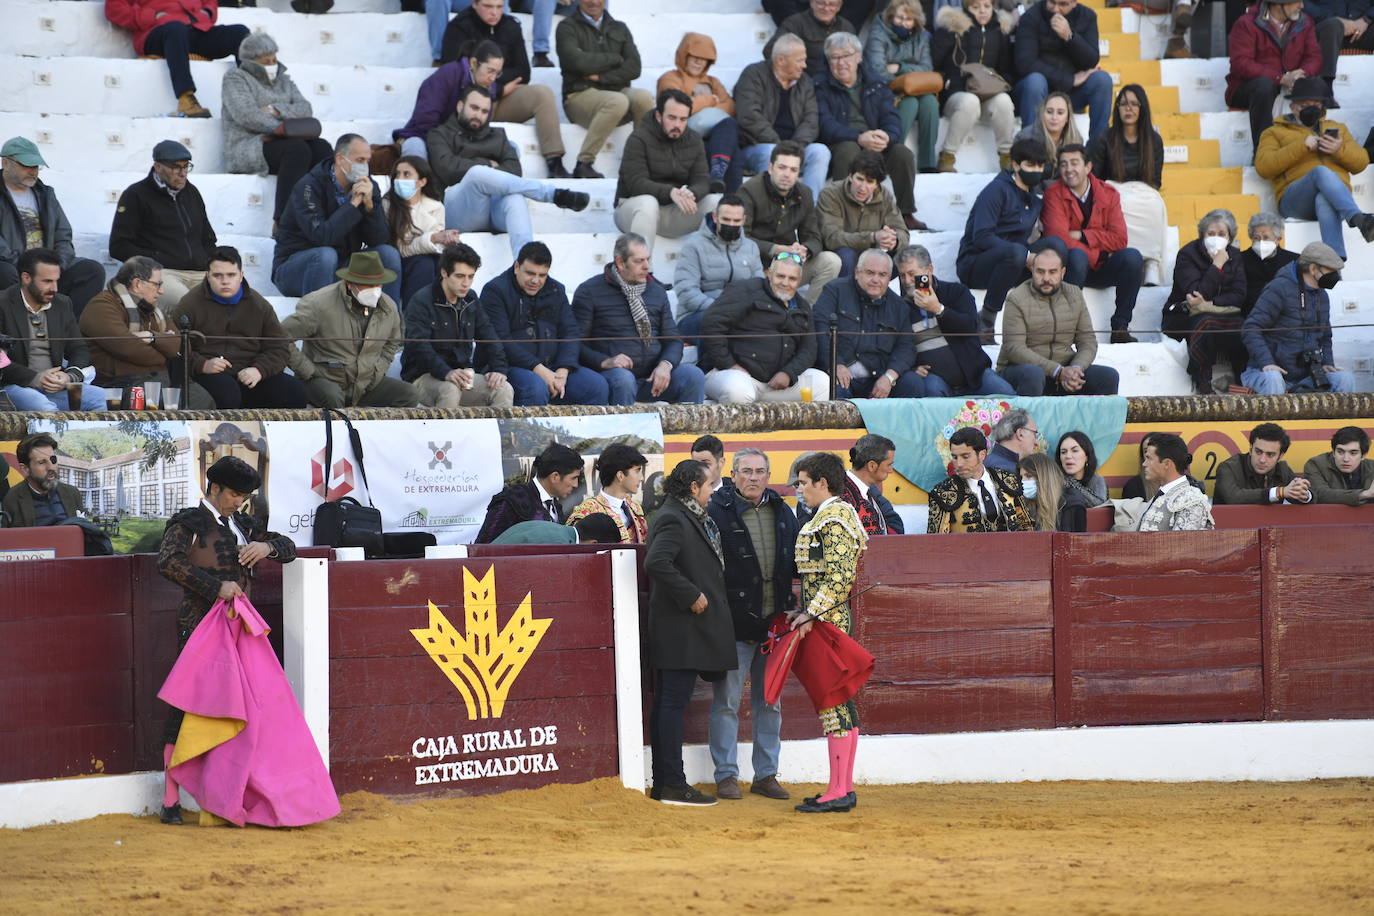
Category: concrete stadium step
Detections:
[
  {"x1": 1104, "y1": 61, "x2": 1161, "y2": 89},
  {"x1": 1163, "y1": 138, "x2": 1220, "y2": 168},
  {"x1": 1165, "y1": 193, "x2": 1260, "y2": 231},
  {"x1": 1154, "y1": 112, "x2": 1201, "y2": 142},
  {"x1": 1242, "y1": 165, "x2": 1374, "y2": 216},
  {"x1": 9, "y1": 1, "x2": 773, "y2": 70},
  {"x1": 1098, "y1": 32, "x2": 1141, "y2": 62},
  {"x1": 1161, "y1": 165, "x2": 1241, "y2": 195},
  {"x1": 50, "y1": 169, "x2": 622, "y2": 240}
]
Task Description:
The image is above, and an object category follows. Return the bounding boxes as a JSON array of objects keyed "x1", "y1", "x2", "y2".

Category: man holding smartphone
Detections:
[{"x1": 1254, "y1": 77, "x2": 1374, "y2": 260}]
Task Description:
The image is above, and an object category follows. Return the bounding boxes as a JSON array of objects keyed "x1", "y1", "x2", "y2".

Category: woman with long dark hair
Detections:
[
  {"x1": 1086, "y1": 84, "x2": 1169, "y2": 285},
  {"x1": 383, "y1": 155, "x2": 459, "y2": 309},
  {"x1": 644, "y1": 459, "x2": 736, "y2": 806},
  {"x1": 1055, "y1": 430, "x2": 1108, "y2": 503}
]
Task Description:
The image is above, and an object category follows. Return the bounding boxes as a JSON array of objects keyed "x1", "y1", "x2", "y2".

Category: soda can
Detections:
[{"x1": 130, "y1": 386, "x2": 145, "y2": 410}]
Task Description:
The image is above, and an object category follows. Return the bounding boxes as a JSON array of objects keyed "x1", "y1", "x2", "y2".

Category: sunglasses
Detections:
[{"x1": 773, "y1": 251, "x2": 804, "y2": 265}]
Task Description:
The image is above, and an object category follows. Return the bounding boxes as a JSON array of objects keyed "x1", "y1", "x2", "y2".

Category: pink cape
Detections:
[{"x1": 158, "y1": 596, "x2": 340, "y2": 827}]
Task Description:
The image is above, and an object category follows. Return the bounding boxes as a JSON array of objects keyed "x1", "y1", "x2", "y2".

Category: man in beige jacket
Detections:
[
  {"x1": 280, "y1": 251, "x2": 418, "y2": 408},
  {"x1": 996, "y1": 245, "x2": 1119, "y2": 396}
]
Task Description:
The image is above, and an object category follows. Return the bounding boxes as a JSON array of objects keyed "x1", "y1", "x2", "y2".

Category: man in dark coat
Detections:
[
  {"x1": 0, "y1": 249, "x2": 108, "y2": 411},
  {"x1": 812, "y1": 249, "x2": 923, "y2": 399},
  {"x1": 402, "y1": 242, "x2": 513, "y2": 408},
  {"x1": 479, "y1": 242, "x2": 609, "y2": 406},
  {"x1": 473, "y1": 442, "x2": 585, "y2": 543},
  {"x1": 1, "y1": 137, "x2": 106, "y2": 314},
  {"x1": 1214, "y1": 422, "x2": 1314, "y2": 505},
  {"x1": 706, "y1": 449, "x2": 798, "y2": 802},
  {"x1": 734, "y1": 38, "x2": 833, "y2": 197},
  {"x1": 572, "y1": 233, "x2": 705, "y2": 405},
  {"x1": 613, "y1": 90, "x2": 717, "y2": 248},
  {"x1": 644, "y1": 460, "x2": 737, "y2": 806},
  {"x1": 699, "y1": 254, "x2": 826, "y2": 404},
  {"x1": 737, "y1": 141, "x2": 841, "y2": 303},
  {"x1": 1, "y1": 433, "x2": 83, "y2": 529},
  {"x1": 155, "y1": 456, "x2": 296, "y2": 825},
  {"x1": 108, "y1": 140, "x2": 217, "y2": 311},
  {"x1": 1013, "y1": 0, "x2": 1113, "y2": 140},
  {"x1": 1304, "y1": 425, "x2": 1374, "y2": 505},
  {"x1": 894, "y1": 244, "x2": 1016, "y2": 397},
  {"x1": 273, "y1": 134, "x2": 403, "y2": 308},
  {"x1": 765, "y1": 0, "x2": 859, "y2": 77},
  {"x1": 171, "y1": 246, "x2": 307, "y2": 409}
]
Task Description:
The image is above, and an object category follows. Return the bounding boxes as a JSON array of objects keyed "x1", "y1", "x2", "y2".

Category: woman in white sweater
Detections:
[{"x1": 383, "y1": 156, "x2": 461, "y2": 309}]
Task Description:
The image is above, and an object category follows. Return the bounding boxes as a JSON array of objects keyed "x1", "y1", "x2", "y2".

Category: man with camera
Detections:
[
  {"x1": 1241, "y1": 241, "x2": 1356, "y2": 394},
  {"x1": 893, "y1": 245, "x2": 1016, "y2": 397}
]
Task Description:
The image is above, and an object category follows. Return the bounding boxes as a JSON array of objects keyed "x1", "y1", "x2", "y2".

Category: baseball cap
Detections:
[{"x1": 1, "y1": 137, "x2": 47, "y2": 168}]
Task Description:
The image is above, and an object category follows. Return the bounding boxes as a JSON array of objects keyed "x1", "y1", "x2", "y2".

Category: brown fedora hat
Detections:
[{"x1": 335, "y1": 250, "x2": 397, "y2": 286}]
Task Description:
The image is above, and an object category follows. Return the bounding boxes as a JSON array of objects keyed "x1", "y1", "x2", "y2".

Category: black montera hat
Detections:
[{"x1": 206, "y1": 456, "x2": 262, "y2": 494}]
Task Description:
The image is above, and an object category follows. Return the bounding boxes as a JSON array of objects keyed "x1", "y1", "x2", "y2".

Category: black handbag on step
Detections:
[{"x1": 312, "y1": 408, "x2": 384, "y2": 556}]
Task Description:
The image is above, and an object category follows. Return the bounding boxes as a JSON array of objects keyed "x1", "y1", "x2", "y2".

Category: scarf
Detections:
[
  {"x1": 679, "y1": 496, "x2": 724, "y2": 567},
  {"x1": 114, "y1": 283, "x2": 168, "y2": 333},
  {"x1": 210, "y1": 283, "x2": 246, "y2": 306},
  {"x1": 609, "y1": 264, "x2": 653, "y2": 343}
]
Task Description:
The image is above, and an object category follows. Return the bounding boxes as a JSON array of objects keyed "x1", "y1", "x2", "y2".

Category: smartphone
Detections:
[
  {"x1": 1325, "y1": 128, "x2": 1340, "y2": 138},
  {"x1": 914, "y1": 274, "x2": 932, "y2": 292}
]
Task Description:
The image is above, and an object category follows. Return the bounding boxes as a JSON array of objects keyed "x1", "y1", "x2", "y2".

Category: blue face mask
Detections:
[
  {"x1": 393, "y1": 179, "x2": 418, "y2": 200},
  {"x1": 891, "y1": 24, "x2": 913, "y2": 39},
  {"x1": 1021, "y1": 477, "x2": 1038, "y2": 500}
]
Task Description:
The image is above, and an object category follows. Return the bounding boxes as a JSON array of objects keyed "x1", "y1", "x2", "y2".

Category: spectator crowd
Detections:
[{"x1": 1, "y1": 0, "x2": 1371, "y2": 410}]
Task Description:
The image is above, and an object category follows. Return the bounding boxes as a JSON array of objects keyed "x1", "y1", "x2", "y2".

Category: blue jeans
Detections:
[
  {"x1": 1002, "y1": 363, "x2": 1120, "y2": 396},
  {"x1": 143, "y1": 21, "x2": 248, "y2": 97},
  {"x1": 443, "y1": 165, "x2": 554, "y2": 257},
  {"x1": 507, "y1": 366, "x2": 610, "y2": 405},
  {"x1": 273, "y1": 244, "x2": 403, "y2": 307},
  {"x1": 921, "y1": 367, "x2": 1017, "y2": 397},
  {"x1": 426, "y1": 0, "x2": 465, "y2": 60},
  {"x1": 4, "y1": 383, "x2": 108, "y2": 411},
  {"x1": 709, "y1": 640, "x2": 781, "y2": 783},
  {"x1": 836, "y1": 371, "x2": 925, "y2": 399},
  {"x1": 958, "y1": 237, "x2": 1028, "y2": 316},
  {"x1": 532, "y1": 0, "x2": 583, "y2": 53},
  {"x1": 697, "y1": 114, "x2": 744, "y2": 192},
  {"x1": 1278, "y1": 166, "x2": 1360, "y2": 259},
  {"x1": 1015, "y1": 70, "x2": 1114, "y2": 141},
  {"x1": 399, "y1": 136, "x2": 428, "y2": 160},
  {"x1": 1065, "y1": 247, "x2": 1143, "y2": 329},
  {"x1": 400, "y1": 254, "x2": 439, "y2": 311},
  {"x1": 1241, "y1": 365, "x2": 1357, "y2": 394},
  {"x1": 740, "y1": 142, "x2": 831, "y2": 199},
  {"x1": 601, "y1": 364, "x2": 706, "y2": 405},
  {"x1": 675, "y1": 310, "x2": 704, "y2": 349}
]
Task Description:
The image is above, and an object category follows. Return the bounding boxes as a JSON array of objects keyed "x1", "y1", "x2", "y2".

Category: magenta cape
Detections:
[
  {"x1": 763, "y1": 619, "x2": 875, "y2": 710},
  {"x1": 158, "y1": 596, "x2": 340, "y2": 827}
]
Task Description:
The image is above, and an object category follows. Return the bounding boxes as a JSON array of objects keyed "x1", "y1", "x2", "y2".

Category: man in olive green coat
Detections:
[
  {"x1": 280, "y1": 251, "x2": 418, "y2": 408},
  {"x1": 1304, "y1": 425, "x2": 1374, "y2": 505}
]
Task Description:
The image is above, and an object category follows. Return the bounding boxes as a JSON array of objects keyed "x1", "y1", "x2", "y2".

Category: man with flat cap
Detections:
[
  {"x1": 154, "y1": 455, "x2": 296, "y2": 825},
  {"x1": 108, "y1": 140, "x2": 217, "y2": 312}
]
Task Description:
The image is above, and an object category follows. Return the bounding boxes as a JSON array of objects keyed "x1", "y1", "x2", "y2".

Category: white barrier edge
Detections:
[
  {"x1": 283, "y1": 557, "x2": 330, "y2": 767},
  {"x1": 609, "y1": 547, "x2": 646, "y2": 793}
]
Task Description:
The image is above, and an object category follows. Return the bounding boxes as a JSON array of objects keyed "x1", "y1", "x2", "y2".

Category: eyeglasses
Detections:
[
  {"x1": 138, "y1": 278, "x2": 165, "y2": 289},
  {"x1": 28, "y1": 313, "x2": 44, "y2": 339},
  {"x1": 773, "y1": 251, "x2": 804, "y2": 264},
  {"x1": 827, "y1": 52, "x2": 859, "y2": 63},
  {"x1": 159, "y1": 161, "x2": 193, "y2": 173},
  {"x1": 1116, "y1": 98, "x2": 1141, "y2": 108}
]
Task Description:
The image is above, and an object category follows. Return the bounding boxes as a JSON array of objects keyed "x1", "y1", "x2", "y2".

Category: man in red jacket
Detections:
[
  {"x1": 104, "y1": 0, "x2": 250, "y2": 118},
  {"x1": 1224, "y1": 0, "x2": 1323, "y2": 154},
  {"x1": 1041, "y1": 143, "x2": 1142, "y2": 343}
]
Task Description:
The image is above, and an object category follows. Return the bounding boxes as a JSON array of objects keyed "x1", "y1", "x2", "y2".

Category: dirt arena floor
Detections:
[{"x1": 2, "y1": 777, "x2": 1372, "y2": 915}]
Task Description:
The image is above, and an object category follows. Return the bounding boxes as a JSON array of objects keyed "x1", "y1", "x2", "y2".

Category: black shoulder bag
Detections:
[{"x1": 312, "y1": 408, "x2": 384, "y2": 556}]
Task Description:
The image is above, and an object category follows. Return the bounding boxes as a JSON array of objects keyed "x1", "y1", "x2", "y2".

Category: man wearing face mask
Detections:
[
  {"x1": 274, "y1": 134, "x2": 404, "y2": 308},
  {"x1": 956, "y1": 137, "x2": 1051, "y2": 342},
  {"x1": 281, "y1": 250, "x2": 419, "y2": 408},
  {"x1": 674, "y1": 195, "x2": 764, "y2": 346},
  {"x1": 1241, "y1": 241, "x2": 1357, "y2": 394},
  {"x1": 1255, "y1": 78, "x2": 1374, "y2": 259}
]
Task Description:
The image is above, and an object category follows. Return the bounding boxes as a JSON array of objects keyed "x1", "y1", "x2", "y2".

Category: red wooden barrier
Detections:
[
  {"x1": 326, "y1": 554, "x2": 620, "y2": 796},
  {"x1": 0, "y1": 526, "x2": 84, "y2": 559},
  {"x1": 1052, "y1": 531, "x2": 1264, "y2": 726},
  {"x1": 1264, "y1": 525, "x2": 1374, "y2": 720}
]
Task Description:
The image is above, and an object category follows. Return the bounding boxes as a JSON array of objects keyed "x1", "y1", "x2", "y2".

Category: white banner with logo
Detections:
[{"x1": 263, "y1": 418, "x2": 504, "y2": 545}]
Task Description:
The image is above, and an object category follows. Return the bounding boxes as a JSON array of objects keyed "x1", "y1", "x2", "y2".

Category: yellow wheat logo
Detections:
[{"x1": 410, "y1": 567, "x2": 552, "y2": 720}]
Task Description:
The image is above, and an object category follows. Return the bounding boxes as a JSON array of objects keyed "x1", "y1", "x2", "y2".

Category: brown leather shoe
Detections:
[
  {"x1": 1163, "y1": 36, "x2": 1192, "y2": 59},
  {"x1": 1110, "y1": 329, "x2": 1139, "y2": 344},
  {"x1": 749, "y1": 775, "x2": 791, "y2": 800},
  {"x1": 715, "y1": 776, "x2": 743, "y2": 800},
  {"x1": 903, "y1": 213, "x2": 929, "y2": 232}
]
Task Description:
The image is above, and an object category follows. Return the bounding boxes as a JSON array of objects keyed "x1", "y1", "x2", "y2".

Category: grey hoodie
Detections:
[{"x1": 673, "y1": 219, "x2": 765, "y2": 320}]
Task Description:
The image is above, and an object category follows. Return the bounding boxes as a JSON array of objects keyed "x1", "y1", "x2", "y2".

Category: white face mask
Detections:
[
  {"x1": 1203, "y1": 235, "x2": 1228, "y2": 256},
  {"x1": 1254, "y1": 239, "x2": 1277, "y2": 260},
  {"x1": 263, "y1": 63, "x2": 280, "y2": 81},
  {"x1": 354, "y1": 286, "x2": 382, "y2": 308},
  {"x1": 348, "y1": 161, "x2": 370, "y2": 183},
  {"x1": 1021, "y1": 477, "x2": 1038, "y2": 501}
]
